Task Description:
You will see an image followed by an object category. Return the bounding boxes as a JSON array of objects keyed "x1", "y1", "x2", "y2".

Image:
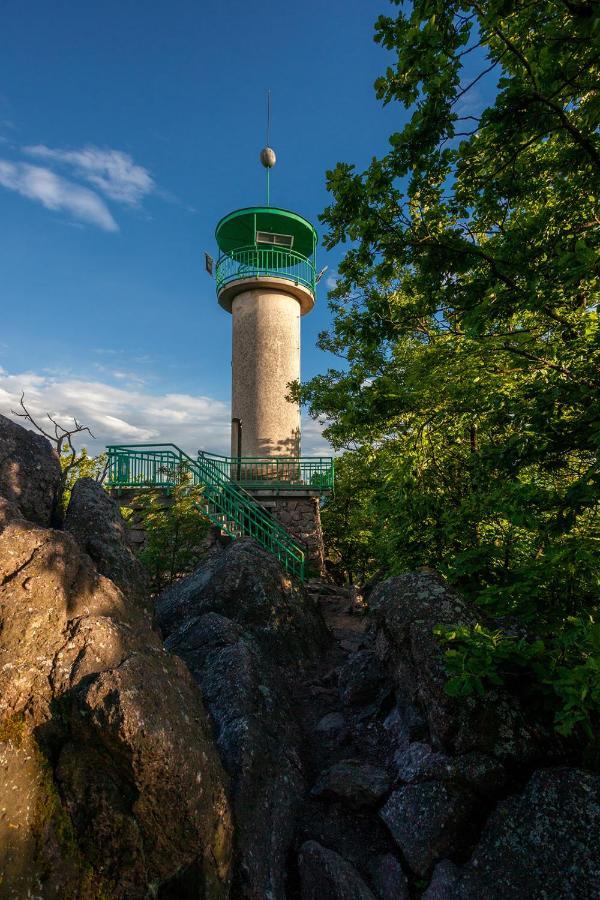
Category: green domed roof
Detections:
[{"x1": 215, "y1": 206, "x2": 316, "y2": 258}]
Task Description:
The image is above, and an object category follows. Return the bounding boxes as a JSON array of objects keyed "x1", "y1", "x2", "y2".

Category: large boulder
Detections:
[
  {"x1": 298, "y1": 841, "x2": 377, "y2": 900},
  {"x1": 393, "y1": 742, "x2": 508, "y2": 800},
  {"x1": 422, "y1": 860, "x2": 462, "y2": 899},
  {"x1": 157, "y1": 540, "x2": 330, "y2": 899},
  {"x1": 0, "y1": 413, "x2": 61, "y2": 525},
  {"x1": 0, "y1": 498, "x2": 232, "y2": 898},
  {"x1": 379, "y1": 781, "x2": 479, "y2": 877},
  {"x1": 453, "y1": 767, "x2": 600, "y2": 899},
  {"x1": 310, "y1": 759, "x2": 391, "y2": 808},
  {"x1": 367, "y1": 854, "x2": 409, "y2": 900},
  {"x1": 369, "y1": 573, "x2": 538, "y2": 762},
  {"x1": 65, "y1": 476, "x2": 149, "y2": 611},
  {"x1": 155, "y1": 537, "x2": 329, "y2": 663},
  {"x1": 165, "y1": 611, "x2": 304, "y2": 899}
]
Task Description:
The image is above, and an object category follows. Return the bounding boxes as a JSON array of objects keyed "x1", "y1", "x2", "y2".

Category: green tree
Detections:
[
  {"x1": 135, "y1": 469, "x2": 210, "y2": 592},
  {"x1": 296, "y1": 0, "x2": 600, "y2": 737}
]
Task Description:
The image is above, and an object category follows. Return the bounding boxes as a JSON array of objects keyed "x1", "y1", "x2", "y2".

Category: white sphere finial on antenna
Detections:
[{"x1": 260, "y1": 147, "x2": 276, "y2": 168}]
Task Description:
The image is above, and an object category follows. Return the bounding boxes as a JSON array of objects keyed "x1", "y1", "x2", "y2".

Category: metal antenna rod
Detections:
[
  {"x1": 259, "y1": 90, "x2": 276, "y2": 207},
  {"x1": 266, "y1": 90, "x2": 271, "y2": 205},
  {"x1": 266, "y1": 88, "x2": 271, "y2": 146}
]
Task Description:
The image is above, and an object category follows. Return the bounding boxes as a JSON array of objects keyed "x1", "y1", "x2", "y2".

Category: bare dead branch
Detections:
[{"x1": 12, "y1": 394, "x2": 96, "y2": 458}]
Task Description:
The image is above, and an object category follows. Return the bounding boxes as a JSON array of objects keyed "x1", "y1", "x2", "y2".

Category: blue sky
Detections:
[{"x1": 0, "y1": 1, "x2": 490, "y2": 455}]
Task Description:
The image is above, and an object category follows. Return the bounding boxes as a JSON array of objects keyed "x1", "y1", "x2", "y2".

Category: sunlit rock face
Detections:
[
  {"x1": 0, "y1": 418, "x2": 233, "y2": 899},
  {"x1": 65, "y1": 475, "x2": 150, "y2": 612},
  {"x1": 0, "y1": 412, "x2": 61, "y2": 526}
]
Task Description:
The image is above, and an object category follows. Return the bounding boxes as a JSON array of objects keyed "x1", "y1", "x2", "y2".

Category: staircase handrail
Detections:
[{"x1": 106, "y1": 443, "x2": 305, "y2": 579}]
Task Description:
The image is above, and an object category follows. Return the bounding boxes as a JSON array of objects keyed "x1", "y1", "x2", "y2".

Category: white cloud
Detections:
[
  {"x1": 0, "y1": 370, "x2": 229, "y2": 455},
  {"x1": 300, "y1": 415, "x2": 334, "y2": 457},
  {"x1": 326, "y1": 273, "x2": 339, "y2": 290},
  {"x1": 455, "y1": 86, "x2": 486, "y2": 119},
  {"x1": 0, "y1": 160, "x2": 118, "y2": 231},
  {"x1": 23, "y1": 145, "x2": 155, "y2": 206},
  {"x1": 0, "y1": 369, "x2": 333, "y2": 458}
]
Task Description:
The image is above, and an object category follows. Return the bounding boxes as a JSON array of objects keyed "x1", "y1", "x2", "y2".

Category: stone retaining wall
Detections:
[
  {"x1": 109, "y1": 489, "x2": 326, "y2": 578},
  {"x1": 256, "y1": 494, "x2": 325, "y2": 577}
]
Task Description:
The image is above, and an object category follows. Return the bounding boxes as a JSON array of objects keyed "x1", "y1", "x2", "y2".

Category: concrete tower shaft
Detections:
[{"x1": 231, "y1": 287, "x2": 300, "y2": 457}]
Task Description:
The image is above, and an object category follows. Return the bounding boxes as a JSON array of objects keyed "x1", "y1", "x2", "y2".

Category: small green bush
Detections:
[{"x1": 135, "y1": 471, "x2": 210, "y2": 592}]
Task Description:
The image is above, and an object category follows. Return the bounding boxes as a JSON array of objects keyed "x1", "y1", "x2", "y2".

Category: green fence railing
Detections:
[
  {"x1": 106, "y1": 443, "x2": 306, "y2": 581},
  {"x1": 215, "y1": 245, "x2": 316, "y2": 296},
  {"x1": 197, "y1": 451, "x2": 334, "y2": 492}
]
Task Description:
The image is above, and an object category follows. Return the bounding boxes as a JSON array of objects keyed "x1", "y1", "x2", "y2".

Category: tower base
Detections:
[{"x1": 248, "y1": 490, "x2": 326, "y2": 577}]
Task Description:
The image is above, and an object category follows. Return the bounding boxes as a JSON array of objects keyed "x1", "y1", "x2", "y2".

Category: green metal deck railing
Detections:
[
  {"x1": 197, "y1": 451, "x2": 334, "y2": 492},
  {"x1": 216, "y1": 245, "x2": 316, "y2": 296},
  {"x1": 106, "y1": 443, "x2": 306, "y2": 580}
]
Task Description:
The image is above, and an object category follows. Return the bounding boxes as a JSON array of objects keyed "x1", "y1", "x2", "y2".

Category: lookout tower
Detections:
[
  {"x1": 104, "y1": 145, "x2": 333, "y2": 579},
  {"x1": 215, "y1": 206, "x2": 317, "y2": 459},
  {"x1": 207, "y1": 143, "x2": 331, "y2": 574}
]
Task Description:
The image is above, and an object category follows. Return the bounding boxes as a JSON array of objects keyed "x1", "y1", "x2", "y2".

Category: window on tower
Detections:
[{"x1": 256, "y1": 231, "x2": 294, "y2": 249}]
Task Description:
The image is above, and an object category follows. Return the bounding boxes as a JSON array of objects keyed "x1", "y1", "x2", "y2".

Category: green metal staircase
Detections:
[{"x1": 106, "y1": 443, "x2": 306, "y2": 580}]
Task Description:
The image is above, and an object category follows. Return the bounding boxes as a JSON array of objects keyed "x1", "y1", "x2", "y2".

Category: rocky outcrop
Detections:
[
  {"x1": 1, "y1": 416, "x2": 599, "y2": 900},
  {"x1": 0, "y1": 486, "x2": 232, "y2": 895},
  {"x1": 156, "y1": 539, "x2": 329, "y2": 899},
  {"x1": 156, "y1": 537, "x2": 329, "y2": 663},
  {"x1": 369, "y1": 573, "x2": 539, "y2": 762},
  {"x1": 452, "y1": 767, "x2": 600, "y2": 899},
  {"x1": 296, "y1": 574, "x2": 599, "y2": 898},
  {"x1": 364, "y1": 574, "x2": 567, "y2": 882},
  {"x1": 165, "y1": 611, "x2": 304, "y2": 900},
  {"x1": 65, "y1": 476, "x2": 149, "y2": 611},
  {"x1": 0, "y1": 413, "x2": 61, "y2": 525}
]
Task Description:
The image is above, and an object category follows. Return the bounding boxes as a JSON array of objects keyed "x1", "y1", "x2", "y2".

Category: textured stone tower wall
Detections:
[
  {"x1": 252, "y1": 493, "x2": 325, "y2": 576},
  {"x1": 231, "y1": 289, "x2": 301, "y2": 458}
]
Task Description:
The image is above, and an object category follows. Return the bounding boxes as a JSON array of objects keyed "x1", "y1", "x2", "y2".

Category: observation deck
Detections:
[{"x1": 215, "y1": 206, "x2": 317, "y2": 314}]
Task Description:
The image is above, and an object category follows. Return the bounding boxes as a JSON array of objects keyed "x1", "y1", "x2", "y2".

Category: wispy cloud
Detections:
[
  {"x1": 0, "y1": 368, "x2": 229, "y2": 454},
  {"x1": 301, "y1": 415, "x2": 334, "y2": 457},
  {"x1": 0, "y1": 160, "x2": 118, "y2": 231},
  {"x1": 92, "y1": 361, "x2": 147, "y2": 387},
  {"x1": 455, "y1": 86, "x2": 486, "y2": 119},
  {"x1": 0, "y1": 119, "x2": 16, "y2": 144},
  {"x1": 0, "y1": 368, "x2": 334, "y2": 458},
  {"x1": 23, "y1": 144, "x2": 155, "y2": 206},
  {"x1": 326, "y1": 272, "x2": 339, "y2": 290}
]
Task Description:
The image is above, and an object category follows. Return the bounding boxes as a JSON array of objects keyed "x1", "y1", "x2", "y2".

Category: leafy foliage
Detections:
[
  {"x1": 60, "y1": 447, "x2": 108, "y2": 511},
  {"x1": 296, "y1": 0, "x2": 600, "y2": 737},
  {"x1": 134, "y1": 470, "x2": 210, "y2": 592}
]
